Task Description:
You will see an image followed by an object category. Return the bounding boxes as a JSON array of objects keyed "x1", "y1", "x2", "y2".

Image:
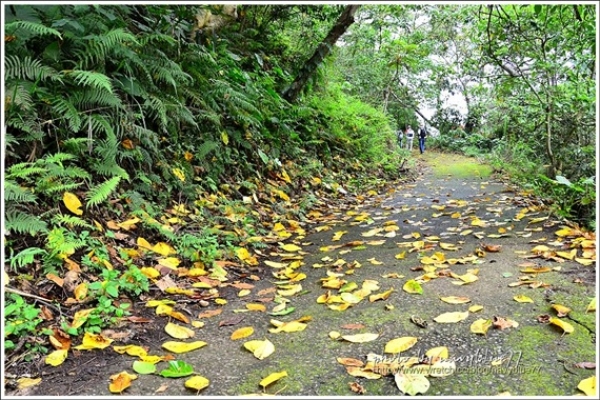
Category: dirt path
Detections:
[{"x1": 15, "y1": 152, "x2": 596, "y2": 397}]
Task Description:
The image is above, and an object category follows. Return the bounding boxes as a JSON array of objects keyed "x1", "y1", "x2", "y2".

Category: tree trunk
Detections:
[{"x1": 282, "y1": 5, "x2": 360, "y2": 103}]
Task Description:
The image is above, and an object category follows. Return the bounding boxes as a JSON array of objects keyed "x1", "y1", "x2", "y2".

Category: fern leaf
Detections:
[
  {"x1": 65, "y1": 70, "x2": 113, "y2": 93},
  {"x1": 5, "y1": 20, "x2": 62, "y2": 39},
  {"x1": 5, "y1": 210, "x2": 48, "y2": 236},
  {"x1": 8, "y1": 247, "x2": 48, "y2": 270},
  {"x1": 86, "y1": 176, "x2": 122, "y2": 207},
  {"x1": 51, "y1": 214, "x2": 93, "y2": 228},
  {"x1": 4, "y1": 180, "x2": 37, "y2": 203}
]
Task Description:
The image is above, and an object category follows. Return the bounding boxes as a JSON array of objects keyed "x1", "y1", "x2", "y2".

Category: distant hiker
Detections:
[
  {"x1": 397, "y1": 128, "x2": 404, "y2": 149},
  {"x1": 405, "y1": 126, "x2": 415, "y2": 150},
  {"x1": 418, "y1": 124, "x2": 427, "y2": 154}
]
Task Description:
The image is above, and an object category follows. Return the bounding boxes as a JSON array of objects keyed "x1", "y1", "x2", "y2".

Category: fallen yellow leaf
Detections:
[
  {"x1": 45, "y1": 349, "x2": 68, "y2": 366},
  {"x1": 231, "y1": 327, "x2": 254, "y2": 340},
  {"x1": 162, "y1": 341, "x2": 207, "y2": 354},
  {"x1": 384, "y1": 337, "x2": 418, "y2": 354},
  {"x1": 63, "y1": 192, "x2": 83, "y2": 216},
  {"x1": 185, "y1": 376, "x2": 210, "y2": 392},
  {"x1": 260, "y1": 371, "x2": 288, "y2": 388},
  {"x1": 243, "y1": 339, "x2": 275, "y2": 360},
  {"x1": 164, "y1": 322, "x2": 195, "y2": 339}
]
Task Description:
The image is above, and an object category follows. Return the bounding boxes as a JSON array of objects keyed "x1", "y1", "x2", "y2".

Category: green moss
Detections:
[
  {"x1": 503, "y1": 325, "x2": 595, "y2": 395},
  {"x1": 424, "y1": 152, "x2": 493, "y2": 179}
]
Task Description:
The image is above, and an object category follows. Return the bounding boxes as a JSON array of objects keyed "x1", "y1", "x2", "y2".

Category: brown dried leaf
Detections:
[
  {"x1": 349, "y1": 381, "x2": 366, "y2": 394},
  {"x1": 219, "y1": 315, "x2": 245, "y2": 327},
  {"x1": 341, "y1": 323, "x2": 366, "y2": 330},
  {"x1": 198, "y1": 309, "x2": 222, "y2": 319}
]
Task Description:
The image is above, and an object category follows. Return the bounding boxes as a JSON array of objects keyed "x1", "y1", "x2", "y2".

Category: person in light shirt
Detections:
[{"x1": 405, "y1": 126, "x2": 415, "y2": 150}]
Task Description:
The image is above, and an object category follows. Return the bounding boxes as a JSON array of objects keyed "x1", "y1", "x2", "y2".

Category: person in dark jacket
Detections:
[{"x1": 418, "y1": 123, "x2": 427, "y2": 154}]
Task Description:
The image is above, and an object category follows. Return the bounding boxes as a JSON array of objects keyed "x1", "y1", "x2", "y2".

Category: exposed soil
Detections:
[{"x1": 4, "y1": 152, "x2": 597, "y2": 397}]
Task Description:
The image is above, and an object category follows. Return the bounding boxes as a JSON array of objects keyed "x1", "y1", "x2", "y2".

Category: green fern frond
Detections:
[
  {"x1": 92, "y1": 162, "x2": 130, "y2": 180},
  {"x1": 42, "y1": 182, "x2": 83, "y2": 194},
  {"x1": 101, "y1": 28, "x2": 139, "y2": 48},
  {"x1": 51, "y1": 214, "x2": 93, "y2": 228},
  {"x1": 5, "y1": 210, "x2": 48, "y2": 236},
  {"x1": 144, "y1": 95, "x2": 168, "y2": 128},
  {"x1": 7, "y1": 163, "x2": 47, "y2": 179},
  {"x1": 197, "y1": 140, "x2": 219, "y2": 159},
  {"x1": 51, "y1": 97, "x2": 82, "y2": 132},
  {"x1": 42, "y1": 152, "x2": 78, "y2": 165},
  {"x1": 5, "y1": 55, "x2": 61, "y2": 81},
  {"x1": 65, "y1": 70, "x2": 113, "y2": 93},
  {"x1": 86, "y1": 176, "x2": 122, "y2": 207},
  {"x1": 4, "y1": 180, "x2": 37, "y2": 203},
  {"x1": 5, "y1": 83, "x2": 34, "y2": 110},
  {"x1": 8, "y1": 247, "x2": 48, "y2": 270},
  {"x1": 72, "y1": 88, "x2": 122, "y2": 109},
  {"x1": 62, "y1": 137, "x2": 91, "y2": 155},
  {"x1": 5, "y1": 20, "x2": 62, "y2": 39}
]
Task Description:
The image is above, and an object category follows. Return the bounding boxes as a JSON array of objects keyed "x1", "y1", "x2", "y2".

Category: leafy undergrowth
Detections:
[
  {"x1": 4, "y1": 153, "x2": 596, "y2": 396},
  {"x1": 2, "y1": 152, "x2": 411, "y2": 383}
]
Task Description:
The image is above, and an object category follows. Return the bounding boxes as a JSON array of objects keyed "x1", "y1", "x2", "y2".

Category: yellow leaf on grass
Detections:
[
  {"x1": 70, "y1": 308, "x2": 94, "y2": 329},
  {"x1": 140, "y1": 267, "x2": 160, "y2": 279},
  {"x1": 440, "y1": 296, "x2": 471, "y2": 304},
  {"x1": 329, "y1": 331, "x2": 341, "y2": 339},
  {"x1": 45, "y1": 349, "x2": 68, "y2": 366},
  {"x1": 162, "y1": 341, "x2": 207, "y2": 354},
  {"x1": 281, "y1": 243, "x2": 302, "y2": 252},
  {"x1": 395, "y1": 251, "x2": 406, "y2": 260},
  {"x1": 513, "y1": 294, "x2": 534, "y2": 303},
  {"x1": 577, "y1": 376, "x2": 596, "y2": 396},
  {"x1": 136, "y1": 237, "x2": 153, "y2": 250},
  {"x1": 164, "y1": 322, "x2": 195, "y2": 339},
  {"x1": 231, "y1": 327, "x2": 254, "y2": 340},
  {"x1": 74, "y1": 332, "x2": 113, "y2": 350},
  {"x1": 109, "y1": 371, "x2": 137, "y2": 394},
  {"x1": 238, "y1": 289, "x2": 251, "y2": 297},
  {"x1": 221, "y1": 131, "x2": 229, "y2": 145},
  {"x1": 433, "y1": 311, "x2": 469, "y2": 323},
  {"x1": 152, "y1": 242, "x2": 176, "y2": 256},
  {"x1": 243, "y1": 339, "x2": 275, "y2": 360},
  {"x1": 549, "y1": 317, "x2": 574, "y2": 334},
  {"x1": 185, "y1": 376, "x2": 210, "y2": 392},
  {"x1": 63, "y1": 192, "x2": 83, "y2": 215},
  {"x1": 586, "y1": 297, "x2": 596, "y2": 313},
  {"x1": 260, "y1": 371, "x2": 288, "y2": 388},
  {"x1": 172, "y1": 168, "x2": 185, "y2": 182},
  {"x1": 341, "y1": 333, "x2": 379, "y2": 343},
  {"x1": 384, "y1": 337, "x2": 418, "y2": 354},
  {"x1": 551, "y1": 304, "x2": 571, "y2": 317},
  {"x1": 113, "y1": 345, "x2": 148, "y2": 358},
  {"x1": 158, "y1": 257, "x2": 180, "y2": 269},
  {"x1": 470, "y1": 319, "x2": 493, "y2": 335}
]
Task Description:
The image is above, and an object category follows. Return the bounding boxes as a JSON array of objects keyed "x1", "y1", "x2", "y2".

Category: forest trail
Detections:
[{"x1": 12, "y1": 152, "x2": 596, "y2": 397}]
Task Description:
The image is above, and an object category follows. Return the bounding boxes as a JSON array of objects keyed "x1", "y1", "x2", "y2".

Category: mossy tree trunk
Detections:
[{"x1": 282, "y1": 5, "x2": 360, "y2": 103}]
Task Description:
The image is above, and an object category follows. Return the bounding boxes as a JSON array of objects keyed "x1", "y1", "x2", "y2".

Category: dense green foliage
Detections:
[{"x1": 2, "y1": 4, "x2": 595, "y2": 363}]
